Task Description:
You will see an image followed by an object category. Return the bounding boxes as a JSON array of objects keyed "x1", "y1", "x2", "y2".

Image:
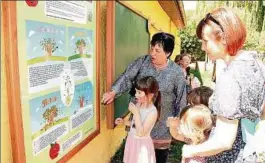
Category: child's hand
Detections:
[
  {"x1": 166, "y1": 117, "x2": 173, "y2": 127},
  {"x1": 129, "y1": 102, "x2": 139, "y2": 115},
  {"x1": 115, "y1": 118, "x2": 124, "y2": 125},
  {"x1": 167, "y1": 117, "x2": 180, "y2": 127}
]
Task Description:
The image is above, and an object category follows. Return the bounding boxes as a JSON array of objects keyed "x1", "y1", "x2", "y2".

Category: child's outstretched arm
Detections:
[
  {"x1": 115, "y1": 118, "x2": 131, "y2": 126},
  {"x1": 167, "y1": 117, "x2": 186, "y2": 142}
]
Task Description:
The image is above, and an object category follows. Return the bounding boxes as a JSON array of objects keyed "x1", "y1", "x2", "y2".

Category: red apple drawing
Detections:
[
  {"x1": 49, "y1": 142, "x2": 60, "y2": 159},
  {"x1": 25, "y1": 0, "x2": 38, "y2": 7}
]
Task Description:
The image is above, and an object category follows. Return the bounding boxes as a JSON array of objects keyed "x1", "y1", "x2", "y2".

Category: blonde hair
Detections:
[{"x1": 180, "y1": 105, "x2": 213, "y2": 145}]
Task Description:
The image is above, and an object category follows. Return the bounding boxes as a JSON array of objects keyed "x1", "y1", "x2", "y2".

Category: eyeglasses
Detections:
[{"x1": 203, "y1": 13, "x2": 224, "y2": 32}]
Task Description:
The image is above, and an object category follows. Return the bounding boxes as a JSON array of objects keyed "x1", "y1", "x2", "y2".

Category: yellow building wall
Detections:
[
  {"x1": 120, "y1": 1, "x2": 171, "y2": 32},
  {"x1": 1, "y1": 1, "x2": 182, "y2": 163},
  {"x1": 119, "y1": 1, "x2": 181, "y2": 61},
  {"x1": 170, "y1": 21, "x2": 181, "y2": 61}
]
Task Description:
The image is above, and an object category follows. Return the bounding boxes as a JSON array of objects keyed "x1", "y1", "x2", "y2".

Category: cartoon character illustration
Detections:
[
  {"x1": 40, "y1": 38, "x2": 58, "y2": 58},
  {"x1": 64, "y1": 76, "x2": 73, "y2": 105},
  {"x1": 60, "y1": 70, "x2": 75, "y2": 107},
  {"x1": 79, "y1": 96, "x2": 85, "y2": 108}
]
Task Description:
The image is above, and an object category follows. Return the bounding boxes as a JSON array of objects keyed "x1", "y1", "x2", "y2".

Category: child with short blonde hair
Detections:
[
  {"x1": 167, "y1": 86, "x2": 214, "y2": 163},
  {"x1": 179, "y1": 105, "x2": 213, "y2": 145},
  {"x1": 168, "y1": 105, "x2": 213, "y2": 163}
]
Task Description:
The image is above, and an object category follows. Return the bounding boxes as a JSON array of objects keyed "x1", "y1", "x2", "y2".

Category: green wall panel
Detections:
[{"x1": 114, "y1": 2, "x2": 150, "y2": 118}]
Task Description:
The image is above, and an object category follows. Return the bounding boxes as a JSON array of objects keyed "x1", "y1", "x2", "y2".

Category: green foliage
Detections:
[
  {"x1": 180, "y1": 24, "x2": 205, "y2": 61},
  {"x1": 256, "y1": 1, "x2": 265, "y2": 33},
  {"x1": 168, "y1": 141, "x2": 185, "y2": 163}
]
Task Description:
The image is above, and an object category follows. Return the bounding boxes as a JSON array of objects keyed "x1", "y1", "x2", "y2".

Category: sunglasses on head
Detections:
[{"x1": 203, "y1": 13, "x2": 224, "y2": 32}]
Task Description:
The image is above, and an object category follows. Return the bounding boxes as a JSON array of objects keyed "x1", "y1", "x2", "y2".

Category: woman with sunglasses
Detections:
[{"x1": 181, "y1": 8, "x2": 265, "y2": 162}]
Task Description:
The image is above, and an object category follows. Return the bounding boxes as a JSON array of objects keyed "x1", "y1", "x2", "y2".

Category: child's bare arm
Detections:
[
  {"x1": 169, "y1": 125, "x2": 185, "y2": 142},
  {"x1": 115, "y1": 118, "x2": 131, "y2": 126},
  {"x1": 123, "y1": 119, "x2": 131, "y2": 126},
  {"x1": 167, "y1": 117, "x2": 190, "y2": 143}
]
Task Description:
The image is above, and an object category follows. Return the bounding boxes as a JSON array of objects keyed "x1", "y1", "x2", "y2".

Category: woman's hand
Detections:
[
  {"x1": 102, "y1": 90, "x2": 116, "y2": 105},
  {"x1": 115, "y1": 118, "x2": 124, "y2": 125},
  {"x1": 129, "y1": 102, "x2": 140, "y2": 115}
]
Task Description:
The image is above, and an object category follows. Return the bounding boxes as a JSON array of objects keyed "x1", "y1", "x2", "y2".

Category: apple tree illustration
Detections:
[
  {"x1": 40, "y1": 38, "x2": 58, "y2": 57},
  {"x1": 75, "y1": 39, "x2": 86, "y2": 55},
  {"x1": 42, "y1": 105, "x2": 58, "y2": 127}
]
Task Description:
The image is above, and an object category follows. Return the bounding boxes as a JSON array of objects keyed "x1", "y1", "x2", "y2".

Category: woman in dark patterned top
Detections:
[
  {"x1": 102, "y1": 32, "x2": 187, "y2": 163},
  {"x1": 181, "y1": 8, "x2": 265, "y2": 163}
]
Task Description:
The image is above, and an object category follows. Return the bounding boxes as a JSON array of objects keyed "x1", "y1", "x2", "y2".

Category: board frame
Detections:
[{"x1": 2, "y1": 1, "x2": 101, "y2": 163}]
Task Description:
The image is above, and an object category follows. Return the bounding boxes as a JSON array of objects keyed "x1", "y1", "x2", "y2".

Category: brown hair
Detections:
[
  {"x1": 174, "y1": 53, "x2": 191, "y2": 64},
  {"x1": 174, "y1": 55, "x2": 181, "y2": 64},
  {"x1": 136, "y1": 76, "x2": 161, "y2": 120},
  {"x1": 196, "y1": 8, "x2": 246, "y2": 56},
  {"x1": 151, "y1": 32, "x2": 175, "y2": 58},
  {"x1": 187, "y1": 86, "x2": 213, "y2": 107}
]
